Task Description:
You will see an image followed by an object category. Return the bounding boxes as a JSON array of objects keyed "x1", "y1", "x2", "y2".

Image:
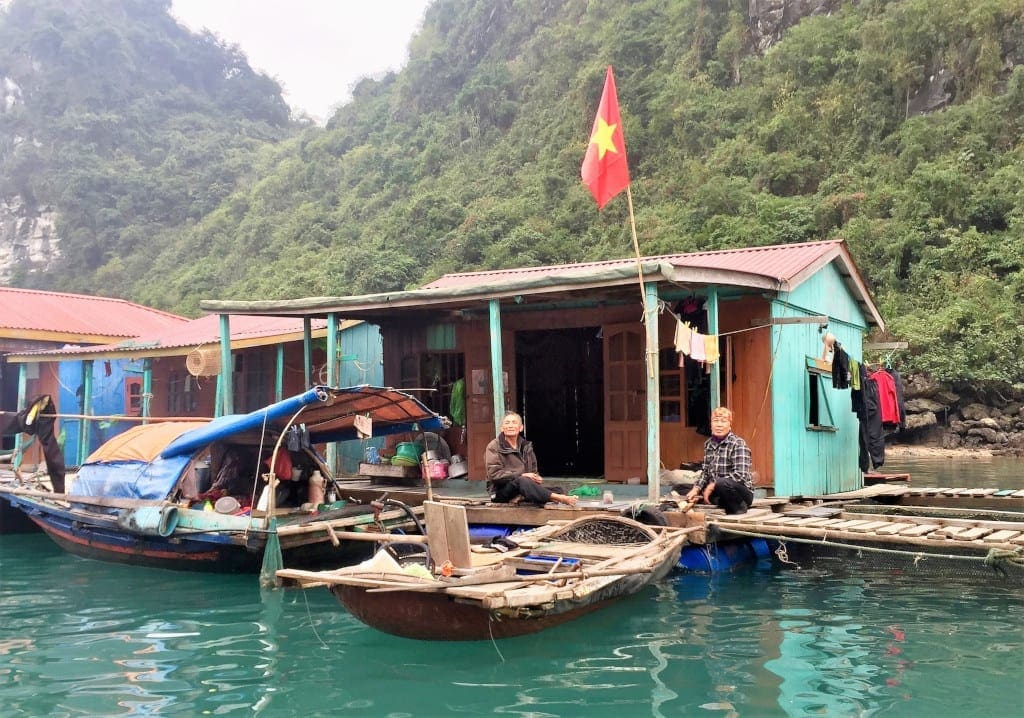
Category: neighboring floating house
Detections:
[
  {"x1": 201, "y1": 240, "x2": 885, "y2": 498},
  {"x1": 4, "y1": 313, "x2": 383, "y2": 471},
  {"x1": 0, "y1": 287, "x2": 188, "y2": 467}
]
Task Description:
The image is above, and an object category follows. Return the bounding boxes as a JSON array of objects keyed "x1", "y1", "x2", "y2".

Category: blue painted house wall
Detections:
[
  {"x1": 770, "y1": 263, "x2": 869, "y2": 496},
  {"x1": 58, "y1": 359, "x2": 144, "y2": 464},
  {"x1": 336, "y1": 322, "x2": 384, "y2": 473}
]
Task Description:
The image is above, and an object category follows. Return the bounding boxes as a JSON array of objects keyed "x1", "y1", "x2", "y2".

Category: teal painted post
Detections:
[
  {"x1": 13, "y1": 364, "x2": 27, "y2": 466},
  {"x1": 707, "y1": 288, "x2": 720, "y2": 409},
  {"x1": 275, "y1": 343, "x2": 284, "y2": 402},
  {"x1": 326, "y1": 313, "x2": 339, "y2": 474},
  {"x1": 78, "y1": 361, "x2": 94, "y2": 466},
  {"x1": 303, "y1": 318, "x2": 312, "y2": 388},
  {"x1": 214, "y1": 376, "x2": 222, "y2": 418},
  {"x1": 488, "y1": 299, "x2": 505, "y2": 435},
  {"x1": 142, "y1": 359, "x2": 152, "y2": 424},
  {"x1": 645, "y1": 282, "x2": 661, "y2": 503},
  {"x1": 219, "y1": 314, "x2": 233, "y2": 415}
]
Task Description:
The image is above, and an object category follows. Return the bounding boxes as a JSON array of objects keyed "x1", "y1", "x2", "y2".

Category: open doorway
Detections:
[{"x1": 515, "y1": 328, "x2": 603, "y2": 477}]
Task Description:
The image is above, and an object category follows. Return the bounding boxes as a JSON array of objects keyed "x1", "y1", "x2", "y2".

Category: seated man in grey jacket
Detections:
[{"x1": 484, "y1": 412, "x2": 577, "y2": 507}]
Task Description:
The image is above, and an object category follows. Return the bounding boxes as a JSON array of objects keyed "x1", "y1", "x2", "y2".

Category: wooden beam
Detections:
[
  {"x1": 750, "y1": 316, "x2": 829, "y2": 327},
  {"x1": 863, "y1": 342, "x2": 909, "y2": 350}
]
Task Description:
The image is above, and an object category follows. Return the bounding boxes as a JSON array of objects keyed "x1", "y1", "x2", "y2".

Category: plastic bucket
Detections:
[
  {"x1": 427, "y1": 459, "x2": 449, "y2": 480},
  {"x1": 395, "y1": 442, "x2": 421, "y2": 464}
]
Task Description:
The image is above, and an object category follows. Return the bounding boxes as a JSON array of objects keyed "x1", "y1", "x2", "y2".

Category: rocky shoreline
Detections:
[{"x1": 895, "y1": 374, "x2": 1024, "y2": 456}]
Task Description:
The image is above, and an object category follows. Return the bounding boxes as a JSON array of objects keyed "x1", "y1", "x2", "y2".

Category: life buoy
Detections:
[{"x1": 620, "y1": 505, "x2": 669, "y2": 526}]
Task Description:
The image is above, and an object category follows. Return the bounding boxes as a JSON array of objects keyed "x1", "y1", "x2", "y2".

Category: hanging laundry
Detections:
[
  {"x1": 703, "y1": 334, "x2": 720, "y2": 364},
  {"x1": 853, "y1": 364, "x2": 885, "y2": 470},
  {"x1": 884, "y1": 366, "x2": 907, "y2": 431},
  {"x1": 849, "y1": 358, "x2": 861, "y2": 391},
  {"x1": 831, "y1": 341, "x2": 850, "y2": 390},
  {"x1": 674, "y1": 320, "x2": 693, "y2": 357},
  {"x1": 869, "y1": 369, "x2": 901, "y2": 426},
  {"x1": 689, "y1": 330, "x2": 707, "y2": 362}
]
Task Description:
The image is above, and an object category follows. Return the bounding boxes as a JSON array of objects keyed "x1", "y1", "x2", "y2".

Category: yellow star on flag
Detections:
[{"x1": 589, "y1": 117, "x2": 618, "y2": 160}]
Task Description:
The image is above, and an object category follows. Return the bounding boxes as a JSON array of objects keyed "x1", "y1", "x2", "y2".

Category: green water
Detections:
[{"x1": 1, "y1": 456, "x2": 1022, "y2": 717}]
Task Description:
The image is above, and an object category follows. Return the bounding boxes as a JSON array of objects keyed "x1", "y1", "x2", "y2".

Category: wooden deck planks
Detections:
[{"x1": 983, "y1": 529, "x2": 1022, "y2": 544}]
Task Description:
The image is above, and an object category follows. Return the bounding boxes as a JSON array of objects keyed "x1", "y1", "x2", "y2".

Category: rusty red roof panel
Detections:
[
  {"x1": 114, "y1": 314, "x2": 327, "y2": 351},
  {"x1": 423, "y1": 240, "x2": 844, "y2": 290},
  {"x1": 13, "y1": 314, "x2": 328, "y2": 358},
  {"x1": 0, "y1": 287, "x2": 187, "y2": 337}
]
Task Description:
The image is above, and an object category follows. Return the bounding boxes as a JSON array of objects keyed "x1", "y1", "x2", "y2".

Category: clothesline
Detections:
[{"x1": 655, "y1": 300, "x2": 768, "y2": 338}]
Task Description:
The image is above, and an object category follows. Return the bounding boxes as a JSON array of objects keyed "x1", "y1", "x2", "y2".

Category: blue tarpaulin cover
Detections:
[{"x1": 67, "y1": 386, "x2": 442, "y2": 501}]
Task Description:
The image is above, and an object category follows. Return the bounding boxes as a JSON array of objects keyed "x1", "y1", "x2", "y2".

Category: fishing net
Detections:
[
  {"x1": 259, "y1": 518, "x2": 283, "y2": 589},
  {"x1": 552, "y1": 516, "x2": 655, "y2": 545}
]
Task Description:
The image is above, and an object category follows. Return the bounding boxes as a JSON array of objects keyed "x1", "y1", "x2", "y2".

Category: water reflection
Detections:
[
  {"x1": 884, "y1": 452, "x2": 1022, "y2": 489},
  {"x1": 2, "y1": 453, "x2": 1022, "y2": 718}
]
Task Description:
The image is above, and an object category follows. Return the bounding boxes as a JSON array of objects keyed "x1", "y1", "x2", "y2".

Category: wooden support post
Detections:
[
  {"x1": 644, "y1": 282, "x2": 661, "y2": 503},
  {"x1": 326, "y1": 312, "x2": 339, "y2": 475},
  {"x1": 303, "y1": 318, "x2": 312, "y2": 388},
  {"x1": 488, "y1": 299, "x2": 505, "y2": 434},
  {"x1": 218, "y1": 314, "x2": 233, "y2": 416},
  {"x1": 707, "y1": 288, "x2": 720, "y2": 410},
  {"x1": 78, "y1": 360, "x2": 94, "y2": 466}
]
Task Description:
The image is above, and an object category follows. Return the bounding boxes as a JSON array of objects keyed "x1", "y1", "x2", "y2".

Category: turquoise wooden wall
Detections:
[
  {"x1": 336, "y1": 322, "x2": 384, "y2": 472},
  {"x1": 770, "y1": 263, "x2": 869, "y2": 496}
]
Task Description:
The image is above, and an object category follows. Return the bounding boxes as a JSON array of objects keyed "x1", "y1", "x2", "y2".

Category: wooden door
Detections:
[{"x1": 603, "y1": 323, "x2": 646, "y2": 482}]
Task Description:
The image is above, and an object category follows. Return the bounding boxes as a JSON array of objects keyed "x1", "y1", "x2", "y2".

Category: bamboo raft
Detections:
[{"x1": 707, "y1": 505, "x2": 1024, "y2": 581}]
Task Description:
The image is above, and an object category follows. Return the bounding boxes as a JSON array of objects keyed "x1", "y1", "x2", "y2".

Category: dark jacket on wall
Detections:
[{"x1": 853, "y1": 365, "x2": 885, "y2": 471}]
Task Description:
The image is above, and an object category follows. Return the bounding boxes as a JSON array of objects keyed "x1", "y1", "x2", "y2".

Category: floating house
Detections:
[
  {"x1": 202, "y1": 239, "x2": 884, "y2": 498},
  {"x1": 0, "y1": 287, "x2": 188, "y2": 466},
  {"x1": 4, "y1": 313, "x2": 383, "y2": 471}
]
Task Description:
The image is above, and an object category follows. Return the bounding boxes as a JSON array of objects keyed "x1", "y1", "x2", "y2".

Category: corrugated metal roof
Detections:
[
  {"x1": 0, "y1": 287, "x2": 187, "y2": 338},
  {"x1": 5, "y1": 314, "x2": 330, "y2": 360},
  {"x1": 423, "y1": 240, "x2": 845, "y2": 290},
  {"x1": 199, "y1": 239, "x2": 882, "y2": 329}
]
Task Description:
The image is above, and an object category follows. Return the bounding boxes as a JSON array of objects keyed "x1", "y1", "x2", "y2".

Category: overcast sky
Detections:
[{"x1": 170, "y1": 0, "x2": 432, "y2": 123}]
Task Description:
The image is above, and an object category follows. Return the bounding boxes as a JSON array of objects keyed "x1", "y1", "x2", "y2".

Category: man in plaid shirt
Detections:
[{"x1": 684, "y1": 407, "x2": 754, "y2": 514}]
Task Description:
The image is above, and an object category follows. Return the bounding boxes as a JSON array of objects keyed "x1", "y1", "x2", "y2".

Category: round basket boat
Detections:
[{"x1": 186, "y1": 347, "x2": 221, "y2": 377}]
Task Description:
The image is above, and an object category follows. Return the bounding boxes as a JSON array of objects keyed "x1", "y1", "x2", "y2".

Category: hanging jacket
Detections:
[
  {"x1": 869, "y1": 370, "x2": 901, "y2": 426},
  {"x1": 832, "y1": 342, "x2": 851, "y2": 390},
  {"x1": 885, "y1": 367, "x2": 907, "y2": 431},
  {"x1": 857, "y1": 365, "x2": 885, "y2": 470}
]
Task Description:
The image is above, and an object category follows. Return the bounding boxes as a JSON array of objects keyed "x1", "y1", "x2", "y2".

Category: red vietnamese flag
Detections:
[{"x1": 581, "y1": 66, "x2": 630, "y2": 209}]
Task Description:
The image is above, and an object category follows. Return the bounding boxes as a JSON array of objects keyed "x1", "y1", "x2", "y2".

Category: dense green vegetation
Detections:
[{"x1": 1, "y1": 0, "x2": 1022, "y2": 388}]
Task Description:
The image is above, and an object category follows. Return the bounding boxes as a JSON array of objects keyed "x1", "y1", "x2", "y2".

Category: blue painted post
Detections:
[
  {"x1": 275, "y1": 343, "x2": 284, "y2": 402},
  {"x1": 707, "y1": 288, "x2": 721, "y2": 409},
  {"x1": 142, "y1": 359, "x2": 152, "y2": 424},
  {"x1": 219, "y1": 314, "x2": 233, "y2": 416},
  {"x1": 78, "y1": 360, "x2": 94, "y2": 466},
  {"x1": 645, "y1": 282, "x2": 661, "y2": 503},
  {"x1": 303, "y1": 318, "x2": 312, "y2": 388},
  {"x1": 13, "y1": 363, "x2": 27, "y2": 467},
  {"x1": 488, "y1": 299, "x2": 505, "y2": 435},
  {"x1": 326, "y1": 313, "x2": 339, "y2": 474}
]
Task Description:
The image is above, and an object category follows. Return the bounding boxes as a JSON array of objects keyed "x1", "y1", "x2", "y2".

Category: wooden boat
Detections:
[
  {"x1": 279, "y1": 506, "x2": 692, "y2": 640},
  {"x1": 0, "y1": 386, "x2": 444, "y2": 574}
]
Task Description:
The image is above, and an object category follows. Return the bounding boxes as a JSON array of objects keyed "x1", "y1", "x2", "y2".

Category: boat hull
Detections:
[
  {"x1": 330, "y1": 549, "x2": 680, "y2": 641},
  {"x1": 12, "y1": 497, "x2": 379, "y2": 573}
]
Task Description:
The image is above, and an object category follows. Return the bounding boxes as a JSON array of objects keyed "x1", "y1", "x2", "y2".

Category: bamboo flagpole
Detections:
[{"x1": 582, "y1": 65, "x2": 661, "y2": 501}]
